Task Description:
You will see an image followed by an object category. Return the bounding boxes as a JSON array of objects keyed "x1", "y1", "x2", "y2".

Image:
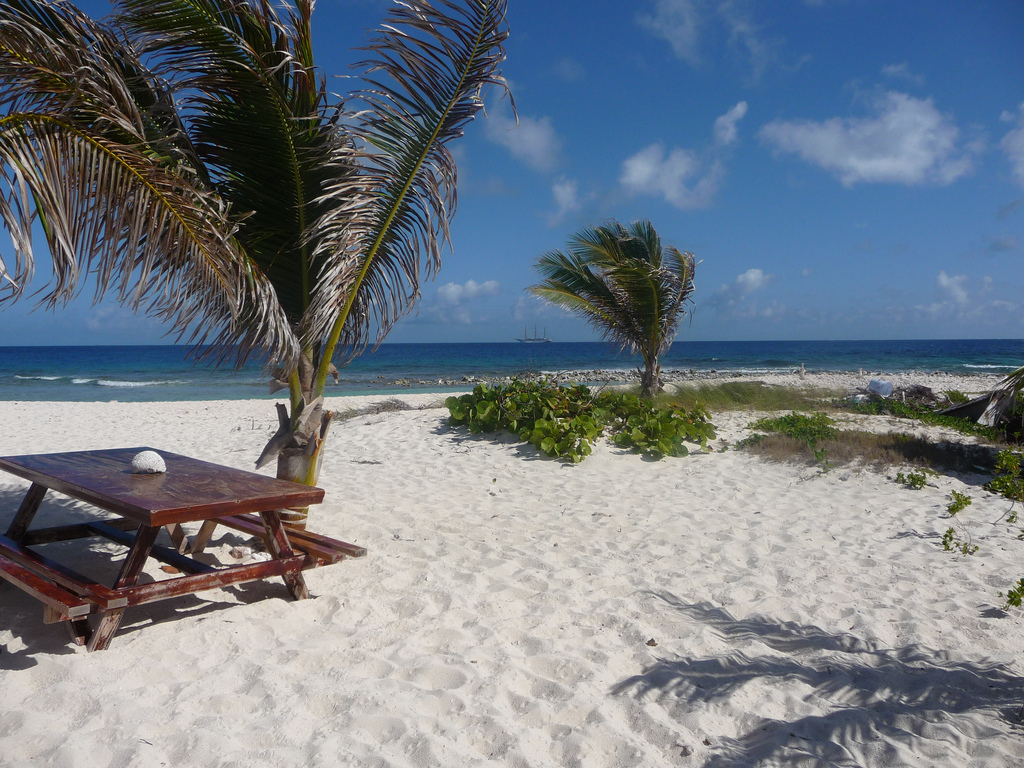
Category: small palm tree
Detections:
[
  {"x1": 529, "y1": 220, "x2": 696, "y2": 398},
  {"x1": 0, "y1": 0, "x2": 509, "y2": 527}
]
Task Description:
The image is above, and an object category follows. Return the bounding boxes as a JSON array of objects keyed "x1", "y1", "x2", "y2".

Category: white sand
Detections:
[{"x1": 2, "y1": 375, "x2": 1024, "y2": 767}]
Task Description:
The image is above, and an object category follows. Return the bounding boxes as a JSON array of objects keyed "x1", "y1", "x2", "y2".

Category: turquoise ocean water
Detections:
[{"x1": 1, "y1": 339, "x2": 1022, "y2": 402}]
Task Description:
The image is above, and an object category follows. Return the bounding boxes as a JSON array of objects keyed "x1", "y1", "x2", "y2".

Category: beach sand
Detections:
[{"x1": 2, "y1": 372, "x2": 1024, "y2": 767}]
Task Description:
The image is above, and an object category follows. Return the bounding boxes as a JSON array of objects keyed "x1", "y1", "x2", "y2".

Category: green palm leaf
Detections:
[
  {"x1": 117, "y1": 0, "x2": 356, "y2": 333},
  {"x1": 307, "y1": 0, "x2": 510, "y2": 391},
  {"x1": 0, "y1": 0, "x2": 294, "y2": 361}
]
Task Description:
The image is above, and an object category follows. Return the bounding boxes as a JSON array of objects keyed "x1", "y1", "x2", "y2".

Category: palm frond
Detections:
[
  {"x1": 305, "y1": 0, "x2": 511, "y2": 378},
  {"x1": 979, "y1": 364, "x2": 1024, "y2": 427},
  {"x1": 0, "y1": 0, "x2": 295, "y2": 363},
  {"x1": 118, "y1": 0, "x2": 351, "y2": 332}
]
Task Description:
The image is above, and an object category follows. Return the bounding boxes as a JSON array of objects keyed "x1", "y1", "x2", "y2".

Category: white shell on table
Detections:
[{"x1": 131, "y1": 450, "x2": 167, "y2": 474}]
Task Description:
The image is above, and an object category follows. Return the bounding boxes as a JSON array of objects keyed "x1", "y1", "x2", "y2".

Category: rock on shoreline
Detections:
[{"x1": 372, "y1": 368, "x2": 1004, "y2": 397}]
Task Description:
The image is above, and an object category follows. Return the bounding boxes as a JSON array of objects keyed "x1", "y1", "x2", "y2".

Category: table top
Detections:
[{"x1": 0, "y1": 447, "x2": 325, "y2": 527}]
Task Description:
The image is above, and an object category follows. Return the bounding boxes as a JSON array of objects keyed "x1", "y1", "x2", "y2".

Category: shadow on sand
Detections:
[
  {"x1": 0, "y1": 488, "x2": 300, "y2": 664},
  {"x1": 613, "y1": 593, "x2": 1024, "y2": 767}
]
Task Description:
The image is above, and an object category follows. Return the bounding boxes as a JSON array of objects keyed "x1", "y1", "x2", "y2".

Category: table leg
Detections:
[
  {"x1": 166, "y1": 524, "x2": 189, "y2": 554},
  {"x1": 6, "y1": 483, "x2": 47, "y2": 543},
  {"x1": 188, "y1": 519, "x2": 219, "y2": 555},
  {"x1": 66, "y1": 617, "x2": 91, "y2": 646},
  {"x1": 41, "y1": 605, "x2": 90, "y2": 645},
  {"x1": 87, "y1": 524, "x2": 160, "y2": 652},
  {"x1": 259, "y1": 511, "x2": 308, "y2": 601}
]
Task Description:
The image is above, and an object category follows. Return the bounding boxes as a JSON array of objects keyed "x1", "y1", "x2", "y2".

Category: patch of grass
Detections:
[
  {"x1": 748, "y1": 412, "x2": 837, "y2": 443},
  {"x1": 333, "y1": 398, "x2": 416, "y2": 423},
  {"x1": 662, "y1": 381, "x2": 843, "y2": 412},
  {"x1": 365, "y1": 398, "x2": 414, "y2": 414},
  {"x1": 846, "y1": 398, "x2": 1005, "y2": 441},
  {"x1": 944, "y1": 389, "x2": 970, "y2": 405},
  {"x1": 740, "y1": 428, "x2": 999, "y2": 474}
]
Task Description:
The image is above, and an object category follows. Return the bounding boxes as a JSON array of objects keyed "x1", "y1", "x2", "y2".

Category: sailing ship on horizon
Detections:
[{"x1": 517, "y1": 324, "x2": 552, "y2": 343}]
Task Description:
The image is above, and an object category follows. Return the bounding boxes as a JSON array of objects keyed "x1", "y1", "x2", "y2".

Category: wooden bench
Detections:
[{"x1": 190, "y1": 514, "x2": 367, "y2": 565}]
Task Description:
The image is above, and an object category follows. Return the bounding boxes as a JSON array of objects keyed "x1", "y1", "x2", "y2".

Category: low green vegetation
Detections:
[
  {"x1": 944, "y1": 389, "x2": 970, "y2": 405},
  {"x1": 847, "y1": 398, "x2": 1004, "y2": 441},
  {"x1": 1001, "y1": 579, "x2": 1024, "y2": 609},
  {"x1": 895, "y1": 470, "x2": 928, "y2": 490},
  {"x1": 445, "y1": 376, "x2": 1024, "y2": 609},
  {"x1": 663, "y1": 381, "x2": 843, "y2": 413},
  {"x1": 941, "y1": 527, "x2": 978, "y2": 555},
  {"x1": 748, "y1": 412, "x2": 838, "y2": 443},
  {"x1": 740, "y1": 412, "x2": 837, "y2": 468},
  {"x1": 445, "y1": 379, "x2": 716, "y2": 462},
  {"x1": 986, "y1": 450, "x2": 1024, "y2": 503},
  {"x1": 737, "y1": 411, "x2": 1002, "y2": 483},
  {"x1": 941, "y1": 490, "x2": 977, "y2": 556},
  {"x1": 947, "y1": 490, "x2": 972, "y2": 515}
]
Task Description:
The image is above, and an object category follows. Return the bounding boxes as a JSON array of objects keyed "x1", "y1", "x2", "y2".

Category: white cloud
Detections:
[
  {"x1": 707, "y1": 268, "x2": 773, "y2": 312},
  {"x1": 735, "y1": 268, "x2": 771, "y2": 296},
  {"x1": 936, "y1": 270, "x2": 968, "y2": 305},
  {"x1": 717, "y1": 1, "x2": 775, "y2": 79},
  {"x1": 621, "y1": 102, "x2": 746, "y2": 208},
  {"x1": 637, "y1": 0, "x2": 703, "y2": 67},
  {"x1": 713, "y1": 101, "x2": 749, "y2": 146},
  {"x1": 1001, "y1": 103, "x2": 1024, "y2": 188},
  {"x1": 436, "y1": 279, "x2": 500, "y2": 307},
  {"x1": 881, "y1": 62, "x2": 925, "y2": 87},
  {"x1": 548, "y1": 176, "x2": 581, "y2": 225},
  {"x1": 420, "y1": 279, "x2": 502, "y2": 325},
  {"x1": 637, "y1": 0, "x2": 774, "y2": 77},
  {"x1": 914, "y1": 272, "x2": 1018, "y2": 323},
  {"x1": 485, "y1": 104, "x2": 561, "y2": 172},
  {"x1": 759, "y1": 91, "x2": 973, "y2": 186},
  {"x1": 620, "y1": 143, "x2": 723, "y2": 209}
]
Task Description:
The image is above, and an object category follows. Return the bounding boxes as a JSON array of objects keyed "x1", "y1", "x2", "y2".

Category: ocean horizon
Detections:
[{"x1": 1, "y1": 339, "x2": 1022, "y2": 402}]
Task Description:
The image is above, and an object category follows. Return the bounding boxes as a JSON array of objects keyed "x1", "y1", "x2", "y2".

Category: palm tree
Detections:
[
  {"x1": 529, "y1": 220, "x2": 696, "y2": 398},
  {"x1": 0, "y1": 0, "x2": 509, "y2": 527}
]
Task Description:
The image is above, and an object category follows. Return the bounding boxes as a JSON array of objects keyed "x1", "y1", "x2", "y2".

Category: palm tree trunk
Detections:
[
  {"x1": 270, "y1": 353, "x2": 334, "y2": 530},
  {"x1": 640, "y1": 353, "x2": 662, "y2": 399},
  {"x1": 276, "y1": 410, "x2": 333, "y2": 529}
]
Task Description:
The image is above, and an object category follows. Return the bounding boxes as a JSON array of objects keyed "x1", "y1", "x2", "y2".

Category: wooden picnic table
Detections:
[{"x1": 0, "y1": 447, "x2": 365, "y2": 651}]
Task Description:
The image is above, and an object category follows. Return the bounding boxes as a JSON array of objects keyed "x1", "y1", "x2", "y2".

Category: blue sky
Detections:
[{"x1": 3, "y1": 0, "x2": 1023, "y2": 345}]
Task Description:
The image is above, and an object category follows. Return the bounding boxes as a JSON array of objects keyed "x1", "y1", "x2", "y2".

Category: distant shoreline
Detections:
[
  {"x1": 372, "y1": 368, "x2": 1006, "y2": 397},
  {"x1": 2, "y1": 340, "x2": 1019, "y2": 402}
]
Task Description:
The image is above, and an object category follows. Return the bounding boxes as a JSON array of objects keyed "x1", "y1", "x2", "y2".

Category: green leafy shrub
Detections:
[
  {"x1": 445, "y1": 379, "x2": 716, "y2": 462},
  {"x1": 748, "y1": 412, "x2": 837, "y2": 444},
  {"x1": 947, "y1": 490, "x2": 972, "y2": 515},
  {"x1": 982, "y1": 451, "x2": 1024, "y2": 609},
  {"x1": 942, "y1": 527, "x2": 978, "y2": 555},
  {"x1": 986, "y1": 450, "x2": 1024, "y2": 502},
  {"x1": 1001, "y1": 579, "x2": 1024, "y2": 610},
  {"x1": 895, "y1": 470, "x2": 927, "y2": 490}
]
